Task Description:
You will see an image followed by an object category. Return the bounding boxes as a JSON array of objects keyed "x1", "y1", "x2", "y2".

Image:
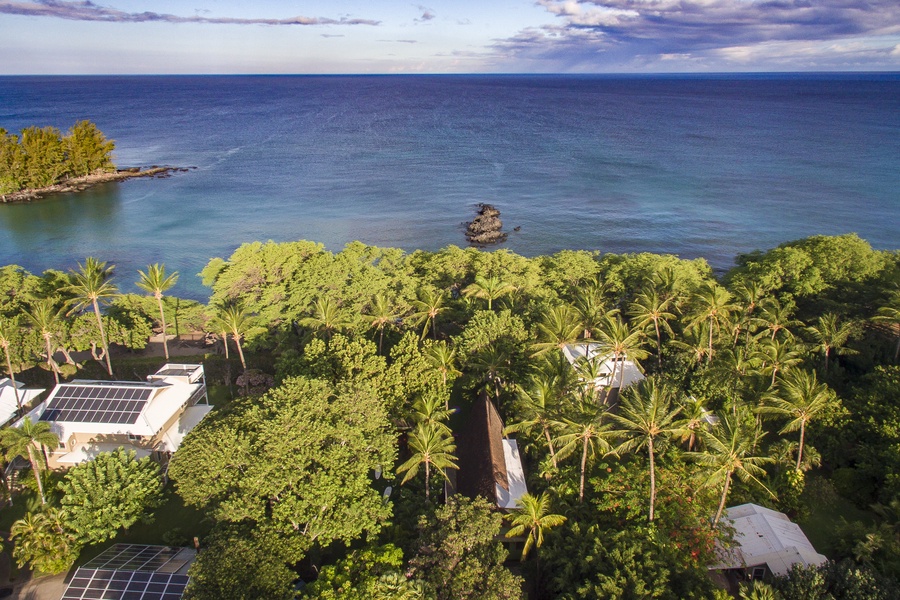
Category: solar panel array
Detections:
[
  {"x1": 40, "y1": 385, "x2": 153, "y2": 424},
  {"x1": 61, "y1": 545, "x2": 192, "y2": 600}
]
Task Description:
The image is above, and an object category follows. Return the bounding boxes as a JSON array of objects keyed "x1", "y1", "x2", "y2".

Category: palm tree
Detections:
[
  {"x1": 806, "y1": 312, "x2": 857, "y2": 373},
  {"x1": 462, "y1": 275, "x2": 515, "y2": 310},
  {"x1": 469, "y1": 345, "x2": 510, "y2": 405},
  {"x1": 612, "y1": 378, "x2": 684, "y2": 521},
  {"x1": 670, "y1": 322, "x2": 713, "y2": 367},
  {"x1": 506, "y1": 374, "x2": 563, "y2": 468},
  {"x1": 0, "y1": 417, "x2": 59, "y2": 505},
  {"x1": 423, "y1": 341, "x2": 461, "y2": 408},
  {"x1": 411, "y1": 287, "x2": 446, "y2": 340},
  {"x1": 0, "y1": 316, "x2": 22, "y2": 412},
  {"x1": 530, "y1": 304, "x2": 582, "y2": 358},
  {"x1": 595, "y1": 315, "x2": 648, "y2": 394},
  {"x1": 688, "y1": 282, "x2": 739, "y2": 361},
  {"x1": 758, "y1": 297, "x2": 803, "y2": 341},
  {"x1": 572, "y1": 278, "x2": 614, "y2": 339},
  {"x1": 759, "y1": 369, "x2": 833, "y2": 471},
  {"x1": 554, "y1": 400, "x2": 616, "y2": 502},
  {"x1": 299, "y1": 297, "x2": 350, "y2": 340},
  {"x1": 396, "y1": 422, "x2": 458, "y2": 501},
  {"x1": 629, "y1": 287, "x2": 676, "y2": 369},
  {"x1": 731, "y1": 280, "x2": 769, "y2": 347},
  {"x1": 690, "y1": 408, "x2": 774, "y2": 525},
  {"x1": 214, "y1": 303, "x2": 251, "y2": 369},
  {"x1": 756, "y1": 338, "x2": 803, "y2": 388},
  {"x1": 678, "y1": 395, "x2": 708, "y2": 452},
  {"x1": 363, "y1": 294, "x2": 403, "y2": 355},
  {"x1": 136, "y1": 263, "x2": 179, "y2": 361},
  {"x1": 65, "y1": 257, "x2": 117, "y2": 377},
  {"x1": 411, "y1": 393, "x2": 452, "y2": 435},
  {"x1": 873, "y1": 290, "x2": 900, "y2": 362},
  {"x1": 25, "y1": 299, "x2": 65, "y2": 385},
  {"x1": 505, "y1": 492, "x2": 566, "y2": 561}
]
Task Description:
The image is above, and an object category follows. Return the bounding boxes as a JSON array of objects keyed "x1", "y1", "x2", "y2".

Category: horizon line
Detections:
[{"x1": 2, "y1": 70, "x2": 899, "y2": 77}]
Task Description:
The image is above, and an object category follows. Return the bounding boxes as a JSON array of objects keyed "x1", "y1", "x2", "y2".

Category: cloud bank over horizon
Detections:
[{"x1": 1, "y1": 0, "x2": 898, "y2": 73}]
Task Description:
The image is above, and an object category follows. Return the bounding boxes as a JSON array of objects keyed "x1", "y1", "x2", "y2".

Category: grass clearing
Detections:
[{"x1": 798, "y1": 475, "x2": 875, "y2": 556}]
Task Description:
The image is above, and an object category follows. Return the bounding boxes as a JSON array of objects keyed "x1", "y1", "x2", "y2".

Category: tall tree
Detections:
[
  {"x1": 214, "y1": 302, "x2": 251, "y2": 369},
  {"x1": 299, "y1": 297, "x2": 350, "y2": 341},
  {"x1": 688, "y1": 281, "x2": 739, "y2": 362},
  {"x1": 64, "y1": 120, "x2": 115, "y2": 177},
  {"x1": 506, "y1": 374, "x2": 563, "y2": 469},
  {"x1": 595, "y1": 315, "x2": 648, "y2": 395},
  {"x1": 756, "y1": 338, "x2": 803, "y2": 388},
  {"x1": 136, "y1": 263, "x2": 179, "y2": 361},
  {"x1": 759, "y1": 369, "x2": 835, "y2": 471},
  {"x1": 571, "y1": 278, "x2": 614, "y2": 339},
  {"x1": 505, "y1": 492, "x2": 566, "y2": 560},
  {"x1": 423, "y1": 340, "x2": 461, "y2": 398},
  {"x1": 612, "y1": 378, "x2": 684, "y2": 522},
  {"x1": 530, "y1": 304, "x2": 583, "y2": 357},
  {"x1": 872, "y1": 290, "x2": 900, "y2": 362},
  {"x1": 9, "y1": 508, "x2": 80, "y2": 575},
  {"x1": 805, "y1": 312, "x2": 857, "y2": 373},
  {"x1": 462, "y1": 275, "x2": 516, "y2": 310},
  {"x1": 363, "y1": 294, "x2": 403, "y2": 355},
  {"x1": 65, "y1": 257, "x2": 117, "y2": 377},
  {"x1": 629, "y1": 287, "x2": 676, "y2": 369},
  {"x1": 411, "y1": 286, "x2": 446, "y2": 340},
  {"x1": 555, "y1": 399, "x2": 616, "y2": 502},
  {"x1": 759, "y1": 297, "x2": 803, "y2": 341},
  {"x1": 396, "y1": 422, "x2": 458, "y2": 501},
  {"x1": 690, "y1": 409, "x2": 773, "y2": 525},
  {"x1": 0, "y1": 416, "x2": 59, "y2": 505},
  {"x1": 24, "y1": 299, "x2": 64, "y2": 385},
  {"x1": 0, "y1": 316, "x2": 22, "y2": 411}
]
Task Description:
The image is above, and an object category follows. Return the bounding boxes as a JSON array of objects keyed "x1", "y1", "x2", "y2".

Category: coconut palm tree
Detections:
[
  {"x1": 758, "y1": 297, "x2": 803, "y2": 341},
  {"x1": 411, "y1": 286, "x2": 446, "y2": 340},
  {"x1": 65, "y1": 257, "x2": 117, "y2": 377},
  {"x1": 688, "y1": 281, "x2": 739, "y2": 362},
  {"x1": 469, "y1": 345, "x2": 510, "y2": 406},
  {"x1": 554, "y1": 400, "x2": 616, "y2": 502},
  {"x1": 363, "y1": 294, "x2": 404, "y2": 355},
  {"x1": 25, "y1": 299, "x2": 65, "y2": 385},
  {"x1": 805, "y1": 312, "x2": 857, "y2": 373},
  {"x1": 759, "y1": 369, "x2": 833, "y2": 471},
  {"x1": 411, "y1": 393, "x2": 452, "y2": 435},
  {"x1": 214, "y1": 303, "x2": 251, "y2": 369},
  {"x1": 572, "y1": 278, "x2": 615, "y2": 339},
  {"x1": 299, "y1": 297, "x2": 350, "y2": 341},
  {"x1": 595, "y1": 315, "x2": 648, "y2": 395},
  {"x1": 505, "y1": 492, "x2": 566, "y2": 561},
  {"x1": 756, "y1": 338, "x2": 804, "y2": 388},
  {"x1": 506, "y1": 374, "x2": 563, "y2": 468},
  {"x1": 612, "y1": 377, "x2": 684, "y2": 522},
  {"x1": 424, "y1": 341, "x2": 461, "y2": 408},
  {"x1": 690, "y1": 408, "x2": 774, "y2": 525},
  {"x1": 0, "y1": 316, "x2": 22, "y2": 412},
  {"x1": 873, "y1": 290, "x2": 900, "y2": 362},
  {"x1": 0, "y1": 417, "x2": 59, "y2": 505},
  {"x1": 678, "y1": 395, "x2": 709, "y2": 452},
  {"x1": 462, "y1": 275, "x2": 515, "y2": 311},
  {"x1": 136, "y1": 263, "x2": 179, "y2": 361},
  {"x1": 396, "y1": 422, "x2": 458, "y2": 501},
  {"x1": 731, "y1": 280, "x2": 769, "y2": 347},
  {"x1": 530, "y1": 304, "x2": 582, "y2": 358},
  {"x1": 629, "y1": 287, "x2": 676, "y2": 369}
]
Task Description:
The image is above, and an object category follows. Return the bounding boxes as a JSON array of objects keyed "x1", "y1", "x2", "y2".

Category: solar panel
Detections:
[
  {"x1": 61, "y1": 545, "x2": 193, "y2": 600},
  {"x1": 40, "y1": 385, "x2": 153, "y2": 424}
]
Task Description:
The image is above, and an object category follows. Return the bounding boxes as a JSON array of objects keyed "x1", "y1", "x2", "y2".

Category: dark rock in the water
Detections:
[
  {"x1": 466, "y1": 203, "x2": 507, "y2": 246},
  {"x1": 513, "y1": 226, "x2": 521, "y2": 232}
]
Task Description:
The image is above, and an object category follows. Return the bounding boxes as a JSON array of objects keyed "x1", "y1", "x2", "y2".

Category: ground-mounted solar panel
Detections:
[
  {"x1": 40, "y1": 385, "x2": 153, "y2": 424},
  {"x1": 61, "y1": 545, "x2": 193, "y2": 600}
]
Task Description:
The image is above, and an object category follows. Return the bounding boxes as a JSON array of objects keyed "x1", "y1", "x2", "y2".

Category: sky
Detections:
[{"x1": 1, "y1": 0, "x2": 899, "y2": 74}]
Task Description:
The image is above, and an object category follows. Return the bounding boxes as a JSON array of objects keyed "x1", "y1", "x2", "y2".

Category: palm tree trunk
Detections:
[
  {"x1": 234, "y1": 334, "x2": 247, "y2": 370},
  {"x1": 28, "y1": 445, "x2": 46, "y2": 505},
  {"x1": 43, "y1": 335, "x2": 59, "y2": 384},
  {"x1": 579, "y1": 435, "x2": 588, "y2": 503},
  {"x1": 425, "y1": 460, "x2": 431, "y2": 501},
  {"x1": 3, "y1": 347, "x2": 21, "y2": 412},
  {"x1": 543, "y1": 426, "x2": 557, "y2": 468},
  {"x1": 708, "y1": 316, "x2": 714, "y2": 362},
  {"x1": 654, "y1": 318, "x2": 663, "y2": 369},
  {"x1": 824, "y1": 348, "x2": 830, "y2": 373},
  {"x1": 221, "y1": 330, "x2": 230, "y2": 359},
  {"x1": 713, "y1": 472, "x2": 733, "y2": 526},
  {"x1": 378, "y1": 327, "x2": 384, "y2": 356},
  {"x1": 156, "y1": 294, "x2": 169, "y2": 360},
  {"x1": 92, "y1": 298, "x2": 114, "y2": 377},
  {"x1": 796, "y1": 420, "x2": 806, "y2": 472},
  {"x1": 648, "y1": 437, "x2": 656, "y2": 522}
]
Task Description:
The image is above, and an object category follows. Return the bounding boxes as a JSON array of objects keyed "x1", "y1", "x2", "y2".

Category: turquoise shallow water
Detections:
[{"x1": 0, "y1": 74, "x2": 898, "y2": 299}]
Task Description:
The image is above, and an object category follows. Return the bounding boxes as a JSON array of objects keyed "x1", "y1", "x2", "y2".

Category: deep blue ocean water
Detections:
[{"x1": 0, "y1": 74, "x2": 898, "y2": 299}]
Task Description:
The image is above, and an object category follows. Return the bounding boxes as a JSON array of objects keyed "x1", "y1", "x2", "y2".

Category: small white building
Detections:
[
  {"x1": 21, "y1": 364, "x2": 212, "y2": 468},
  {"x1": 562, "y1": 343, "x2": 645, "y2": 390},
  {"x1": 0, "y1": 377, "x2": 44, "y2": 427},
  {"x1": 711, "y1": 503, "x2": 827, "y2": 579}
]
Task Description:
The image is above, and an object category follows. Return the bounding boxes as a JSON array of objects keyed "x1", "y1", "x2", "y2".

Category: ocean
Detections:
[{"x1": 0, "y1": 74, "x2": 898, "y2": 299}]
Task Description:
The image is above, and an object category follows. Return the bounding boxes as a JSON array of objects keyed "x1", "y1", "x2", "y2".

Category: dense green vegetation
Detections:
[
  {"x1": 0, "y1": 233, "x2": 899, "y2": 598},
  {"x1": 0, "y1": 120, "x2": 115, "y2": 195}
]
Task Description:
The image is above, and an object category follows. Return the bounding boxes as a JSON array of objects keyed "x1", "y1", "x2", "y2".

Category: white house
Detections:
[
  {"x1": 562, "y1": 343, "x2": 645, "y2": 391},
  {"x1": 711, "y1": 503, "x2": 827, "y2": 579},
  {"x1": 22, "y1": 364, "x2": 212, "y2": 467},
  {"x1": 0, "y1": 377, "x2": 44, "y2": 426}
]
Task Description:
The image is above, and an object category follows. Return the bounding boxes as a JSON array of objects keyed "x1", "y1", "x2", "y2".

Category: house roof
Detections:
[
  {"x1": 0, "y1": 377, "x2": 44, "y2": 426},
  {"x1": 711, "y1": 503, "x2": 827, "y2": 577},
  {"x1": 456, "y1": 394, "x2": 528, "y2": 510},
  {"x1": 30, "y1": 364, "x2": 205, "y2": 442},
  {"x1": 561, "y1": 343, "x2": 645, "y2": 389}
]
